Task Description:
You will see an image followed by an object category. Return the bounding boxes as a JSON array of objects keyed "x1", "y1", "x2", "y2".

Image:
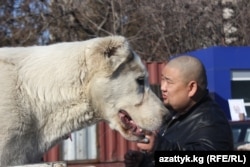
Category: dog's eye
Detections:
[{"x1": 136, "y1": 77, "x2": 145, "y2": 86}]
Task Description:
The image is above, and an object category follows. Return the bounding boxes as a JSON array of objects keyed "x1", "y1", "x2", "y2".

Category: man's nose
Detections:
[
  {"x1": 160, "y1": 85, "x2": 167, "y2": 92},
  {"x1": 160, "y1": 81, "x2": 167, "y2": 92}
]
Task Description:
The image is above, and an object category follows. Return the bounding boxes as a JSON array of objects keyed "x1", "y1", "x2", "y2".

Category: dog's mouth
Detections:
[{"x1": 118, "y1": 110, "x2": 145, "y2": 137}]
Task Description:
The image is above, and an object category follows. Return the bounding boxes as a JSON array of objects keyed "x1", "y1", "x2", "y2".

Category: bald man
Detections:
[{"x1": 124, "y1": 55, "x2": 234, "y2": 167}]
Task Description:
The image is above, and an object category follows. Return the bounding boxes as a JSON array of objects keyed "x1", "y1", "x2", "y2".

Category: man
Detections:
[{"x1": 124, "y1": 55, "x2": 234, "y2": 167}]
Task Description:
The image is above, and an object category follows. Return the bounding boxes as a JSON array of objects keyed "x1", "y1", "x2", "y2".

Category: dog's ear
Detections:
[{"x1": 101, "y1": 36, "x2": 133, "y2": 72}]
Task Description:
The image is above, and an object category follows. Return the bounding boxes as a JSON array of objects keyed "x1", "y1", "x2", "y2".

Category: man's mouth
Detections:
[
  {"x1": 118, "y1": 110, "x2": 145, "y2": 137},
  {"x1": 162, "y1": 94, "x2": 167, "y2": 99}
]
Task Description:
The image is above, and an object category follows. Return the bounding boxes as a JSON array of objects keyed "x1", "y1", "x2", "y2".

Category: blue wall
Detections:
[{"x1": 186, "y1": 46, "x2": 250, "y2": 119}]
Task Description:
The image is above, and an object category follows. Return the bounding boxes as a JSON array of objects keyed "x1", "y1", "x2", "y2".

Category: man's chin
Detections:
[
  {"x1": 164, "y1": 103, "x2": 173, "y2": 110},
  {"x1": 162, "y1": 100, "x2": 169, "y2": 106}
]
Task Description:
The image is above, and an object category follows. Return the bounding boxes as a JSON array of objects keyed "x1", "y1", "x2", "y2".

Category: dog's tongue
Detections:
[
  {"x1": 129, "y1": 120, "x2": 144, "y2": 136},
  {"x1": 119, "y1": 111, "x2": 144, "y2": 136}
]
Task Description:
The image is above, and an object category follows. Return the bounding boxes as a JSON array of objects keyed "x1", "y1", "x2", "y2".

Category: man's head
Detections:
[{"x1": 160, "y1": 55, "x2": 207, "y2": 112}]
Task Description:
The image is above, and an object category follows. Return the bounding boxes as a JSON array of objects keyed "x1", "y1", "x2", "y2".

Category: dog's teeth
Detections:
[{"x1": 129, "y1": 120, "x2": 135, "y2": 124}]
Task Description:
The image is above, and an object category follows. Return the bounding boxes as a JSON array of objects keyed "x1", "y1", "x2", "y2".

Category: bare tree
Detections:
[{"x1": 1, "y1": 0, "x2": 250, "y2": 61}]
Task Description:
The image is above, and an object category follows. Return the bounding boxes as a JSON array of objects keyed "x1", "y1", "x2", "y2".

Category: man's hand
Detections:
[
  {"x1": 137, "y1": 131, "x2": 157, "y2": 152},
  {"x1": 124, "y1": 150, "x2": 144, "y2": 167}
]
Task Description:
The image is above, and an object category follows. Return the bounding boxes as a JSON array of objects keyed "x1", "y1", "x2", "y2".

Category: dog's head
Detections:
[{"x1": 87, "y1": 36, "x2": 170, "y2": 141}]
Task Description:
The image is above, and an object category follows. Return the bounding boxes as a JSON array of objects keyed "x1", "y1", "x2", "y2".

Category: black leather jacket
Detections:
[{"x1": 140, "y1": 92, "x2": 234, "y2": 166}]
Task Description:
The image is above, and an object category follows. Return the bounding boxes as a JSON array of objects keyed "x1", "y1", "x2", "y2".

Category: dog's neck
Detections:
[
  {"x1": 39, "y1": 100, "x2": 101, "y2": 152},
  {"x1": 17, "y1": 84, "x2": 102, "y2": 153}
]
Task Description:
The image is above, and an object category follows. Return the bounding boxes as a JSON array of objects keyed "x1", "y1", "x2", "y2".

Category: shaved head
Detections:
[{"x1": 167, "y1": 55, "x2": 207, "y2": 90}]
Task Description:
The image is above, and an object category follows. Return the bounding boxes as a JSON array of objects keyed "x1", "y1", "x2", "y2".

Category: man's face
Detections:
[{"x1": 160, "y1": 65, "x2": 190, "y2": 112}]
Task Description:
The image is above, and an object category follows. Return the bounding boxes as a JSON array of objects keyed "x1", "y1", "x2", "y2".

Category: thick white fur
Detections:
[{"x1": 0, "y1": 36, "x2": 168, "y2": 165}]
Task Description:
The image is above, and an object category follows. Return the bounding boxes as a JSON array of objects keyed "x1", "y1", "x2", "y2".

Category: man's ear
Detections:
[{"x1": 188, "y1": 81, "x2": 198, "y2": 97}]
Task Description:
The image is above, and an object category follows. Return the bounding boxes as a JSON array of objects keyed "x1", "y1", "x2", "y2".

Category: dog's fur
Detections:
[{"x1": 0, "y1": 36, "x2": 168, "y2": 165}]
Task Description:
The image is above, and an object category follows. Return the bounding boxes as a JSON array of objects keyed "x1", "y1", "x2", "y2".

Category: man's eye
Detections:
[{"x1": 136, "y1": 77, "x2": 145, "y2": 86}]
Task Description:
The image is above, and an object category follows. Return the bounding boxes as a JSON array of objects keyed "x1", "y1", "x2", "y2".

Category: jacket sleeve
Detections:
[
  {"x1": 155, "y1": 123, "x2": 233, "y2": 151},
  {"x1": 139, "y1": 152, "x2": 155, "y2": 167},
  {"x1": 155, "y1": 136, "x2": 182, "y2": 151}
]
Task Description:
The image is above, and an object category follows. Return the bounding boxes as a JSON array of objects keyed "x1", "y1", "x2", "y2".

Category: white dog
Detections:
[{"x1": 0, "y1": 36, "x2": 169, "y2": 166}]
